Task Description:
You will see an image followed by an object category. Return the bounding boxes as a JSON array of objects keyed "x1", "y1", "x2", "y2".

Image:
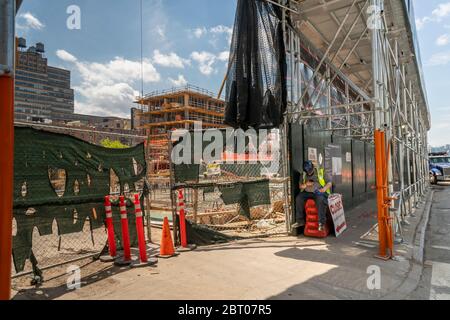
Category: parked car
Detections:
[{"x1": 429, "y1": 152, "x2": 450, "y2": 185}]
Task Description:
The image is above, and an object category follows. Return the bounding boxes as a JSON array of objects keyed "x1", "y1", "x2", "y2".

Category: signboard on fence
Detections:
[{"x1": 328, "y1": 194, "x2": 347, "y2": 237}]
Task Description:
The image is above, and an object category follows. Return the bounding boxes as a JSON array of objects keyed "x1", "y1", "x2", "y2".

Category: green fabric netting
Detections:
[
  {"x1": 218, "y1": 180, "x2": 271, "y2": 218},
  {"x1": 12, "y1": 127, "x2": 147, "y2": 273}
]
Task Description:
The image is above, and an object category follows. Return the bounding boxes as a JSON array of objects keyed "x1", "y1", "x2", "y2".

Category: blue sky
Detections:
[
  {"x1": 413, "y1": 1, "x2": 450, "y2": 147},
  {"x1": 14, "y1": 0, "x2": 450, "y2": 146},
  {"x1": 16, "y1": 0, "x2": 237, "y2": 118}
]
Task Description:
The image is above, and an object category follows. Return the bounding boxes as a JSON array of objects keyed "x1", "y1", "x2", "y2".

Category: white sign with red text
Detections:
[{"x1": 328, "y1": 194, "x2": 347, "y2": 237}]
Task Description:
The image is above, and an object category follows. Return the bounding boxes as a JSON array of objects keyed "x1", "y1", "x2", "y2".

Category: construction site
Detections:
[{"x1": 0, "y1": 0, "x2": 443, "y2": 303}]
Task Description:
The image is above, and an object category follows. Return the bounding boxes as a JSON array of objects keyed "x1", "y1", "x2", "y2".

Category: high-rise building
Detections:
[{"x1": 14, "y1": 38, "x2": 74, "y2": 122}]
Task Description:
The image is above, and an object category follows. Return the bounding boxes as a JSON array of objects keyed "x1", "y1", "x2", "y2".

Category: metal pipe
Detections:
[
  {"x1": 289, "y1": 100, "x2": 375, "y2": 115},
  {"x1": 281, "y1": 1, "x2": 292, "y2": 234},
  {"x1": 0, "y1": 0, "x2": 15, "y2": 75},
  {"x1": 264, "y1": 0, "x2": 298, "y2": 13},
  {"x1": 295, "y1": 110, "x2": 376, "y2": 119},
  {"x1": 0, "y1": 0, "x2": 15, "y2": 300},
  {"x1": 297, "y1": 0, "x2": 358, "y2": 106}
]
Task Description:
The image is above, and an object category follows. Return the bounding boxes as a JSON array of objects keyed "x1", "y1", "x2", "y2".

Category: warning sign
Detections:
[
  {"x1": 328, "y1": 194, "x2": 347, "y2": 237},
  {"x1": 308, "y1": 147, "x2": 318, "y2": 166}
]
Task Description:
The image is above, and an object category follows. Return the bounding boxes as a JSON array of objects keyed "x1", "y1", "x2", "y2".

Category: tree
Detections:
[{"x1": 100, "y1": 138, "x2": 129, "y2": 149}]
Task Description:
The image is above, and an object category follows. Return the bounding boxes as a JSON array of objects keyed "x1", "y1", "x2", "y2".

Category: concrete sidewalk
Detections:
[{"x1": 12, "y1": 191, "x2": 432, "y2": 300}]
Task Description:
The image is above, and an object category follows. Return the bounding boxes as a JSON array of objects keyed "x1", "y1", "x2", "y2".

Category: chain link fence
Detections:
[
  {"x1": 11, "y1": 126, "x2": 149, "y2": 290},
  {"x1": 177, "y1": 180, "x2": 287, "y2": 238},
  {"x1": 11, "y1": 217, "x2": 108, "y2": 278},
  {"x1": 170, "y1": 128, "x2": 289, "y2": 240}
]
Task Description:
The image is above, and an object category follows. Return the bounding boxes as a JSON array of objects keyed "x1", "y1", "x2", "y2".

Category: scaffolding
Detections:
[
  {"x1": 134, "y1": 85, "x2": 228, "y2": 213},
  {"x1": 273, "y1": 0, "x2": 430, "y2": 257},
  {"x1": 135, "y1": 85, "x2": 227, "y2": 174}
]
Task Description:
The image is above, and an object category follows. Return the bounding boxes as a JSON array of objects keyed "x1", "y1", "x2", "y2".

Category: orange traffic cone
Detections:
[{"x1": 158, "y1": 217, "x2": 178, "y2": 258}]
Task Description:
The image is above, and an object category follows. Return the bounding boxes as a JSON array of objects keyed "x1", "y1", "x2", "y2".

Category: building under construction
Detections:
[{"x1": 135, "y1": 85, "x2": 227, "y2": 175}]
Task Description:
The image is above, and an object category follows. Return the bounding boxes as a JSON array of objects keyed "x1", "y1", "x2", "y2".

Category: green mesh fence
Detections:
[
  {"x1": 171, "y1": 129, "x2": 287, "y2": 239},
  {"x1": 12, "y1": 127, "x2": 147, "y2": 274}
]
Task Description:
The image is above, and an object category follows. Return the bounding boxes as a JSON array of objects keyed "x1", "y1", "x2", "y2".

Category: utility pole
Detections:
[{"x1": 0, "y1": 0, "x2": 17, "y2": 301}]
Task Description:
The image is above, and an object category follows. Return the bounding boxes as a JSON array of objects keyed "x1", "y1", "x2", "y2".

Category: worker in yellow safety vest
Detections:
[{"x1": 292, "y1": 160, "x2": 332, "y2": 232}]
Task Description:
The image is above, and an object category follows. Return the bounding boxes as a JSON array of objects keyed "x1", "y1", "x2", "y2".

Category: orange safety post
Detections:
[
  {"x1": 178, "y1": 189, "x2": 188, "y2": 248},
  {"x1": 104, "y1": 196, "x2": 117, "y2": 258},
  {"x1": 374, "y1": 130, "x2": 393, "y2": 260},
  {"x1": 0, "y1": 75, "x2": 14, "y2": 300},
  {"x1": 133, "y1": 193, "x2": 147, "y2": 263},
  {"x1": 118, "y1": 196, "x2": 131, "y2": 264}
]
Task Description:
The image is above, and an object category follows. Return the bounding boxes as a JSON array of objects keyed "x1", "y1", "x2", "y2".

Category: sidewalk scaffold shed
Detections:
[{"x1": 0, "y1": 0, "x2": 430, "y2": 300}]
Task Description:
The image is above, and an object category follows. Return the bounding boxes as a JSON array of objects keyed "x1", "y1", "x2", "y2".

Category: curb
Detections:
[
  {"x1": 413, "y1": 190, "x2": 434, "y2": 264},
  {"x1": 383, "y1": 189, "x2": 433, "y2": 299}
]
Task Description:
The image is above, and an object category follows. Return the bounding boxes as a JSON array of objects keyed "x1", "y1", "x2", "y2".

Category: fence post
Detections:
[
  {"x1": 0, "y1": 74, "x2": 14, "y2": 301},
  {"x1": 115, "y1": 196, "x2": 131, "y2": 266},
  {"x1": 131, "y1": 193, "x2": 157, "y2": 267},
  {"x1": 178, "y1": 189, "x2": 187, "y2": 248},
  {"x1": 101, "y1": 196, "x2": 117, "y2": 262},
  {"x1": 0, "y1": 0, "x2": 16, "y2": 300}
]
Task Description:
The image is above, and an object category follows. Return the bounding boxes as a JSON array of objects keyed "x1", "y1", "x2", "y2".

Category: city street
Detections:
[
  {"x1": 409, "y1": 183, "x2": 450, "y2": 300},
  {"x1": 12, "y1": 197, "x2": 431, "y2": 300}
]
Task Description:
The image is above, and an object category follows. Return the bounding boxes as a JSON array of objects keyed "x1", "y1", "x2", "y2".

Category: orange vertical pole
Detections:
[
  {"x1": 375, "y1": 129, "x2": 394, "y2": 260},
  {"x1": 0, "y1": 75, "x2": 14, "y2": 300},
  {"x1": 375, "y1": 130, "x2": 387, "y2": 258}
]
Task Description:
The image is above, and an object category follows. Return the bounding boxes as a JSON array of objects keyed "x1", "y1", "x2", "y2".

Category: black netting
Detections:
[{"x1": 225, "y1": 0, "x2": 288, "y2": 130}]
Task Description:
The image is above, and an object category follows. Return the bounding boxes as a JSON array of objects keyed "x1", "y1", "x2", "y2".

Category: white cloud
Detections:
[
  {"x1": 56, "y1": 50, "x2": 161, "y2": 117},
  {"x1": 188, "y1": 27, "x2": 208, "y2": 39},
  {"x1": 193, "y1": 27, "x2": 207, "y2": 38},
  {"x1": 209, "y1": 25, "x2": 233, "y2": 37},
  {"x1": 437, "y1": 34, "x2": 450, "y2": 46},
  {"x1": 190, "y1": 51, "x2": 230, "y2": 75},
  {"x1": 152, "y1": 50, "x2": 189, "y2": 68},
  {"x1": 416, "y1": 2, "x2": 450, "y2": 30},
  {"x1": 432, "y1": 3, "x2": 450, "y2": 19},
  {"x1": 427, "y1": 51, "x2": 450, "y2": 66},
  {"x1": 190, "y1": 25, "x2": 233, "y2": 45},
  {"x1": 75, "y1": 57, "x2": 160, "y2": 84},
  {"x1": 416, "y1": 17, "x2": 430, "y2": 31},
  {"x1": 190, "y1": 51, "x2": 217, "y2": 75},
  {"x1": 210, "y1": 25, "x2": 233, "y2": 36},
  {"x1": 56, "y1": 50, "x2": 78, "y2": 63},
  {"x1": 430, "y1": 112, "x2": 450, "y2": 146},
  {"x1": 217, "y1": 51, "x2": 230, "y2": 62},
  {"x1": 169, "y1": 75, "x2": 188, "y2": 86},
  {"x1": 17, "y1": 12, "x2": 45, "y2": 30},
  {"x1": 210, "y1": 25, "x2": 233, "y2": 47},
  {"x1": 74, "y1": 82, "x2": 139, "y2": 118},
  {"x1": 155, "y1": 25, "x2": 166, "y2": 40}
]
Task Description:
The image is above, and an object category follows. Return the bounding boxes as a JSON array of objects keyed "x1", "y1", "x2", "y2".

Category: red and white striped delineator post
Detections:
[
  {"x1": 177, "y1": 189, "x2": 196, "y2": 252},
  {"x1": 100, "y1": 195, "x2": 118, "y2": 262},
  {"x1": 131, "y1": 193, "x2": 157, "y2": 268},
  {"x1": 114, "y1": 196, "x2": 132, "y2": 266},
  {"x1": 178, "y1": 189, "x2": 188, "y2": 248}
]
